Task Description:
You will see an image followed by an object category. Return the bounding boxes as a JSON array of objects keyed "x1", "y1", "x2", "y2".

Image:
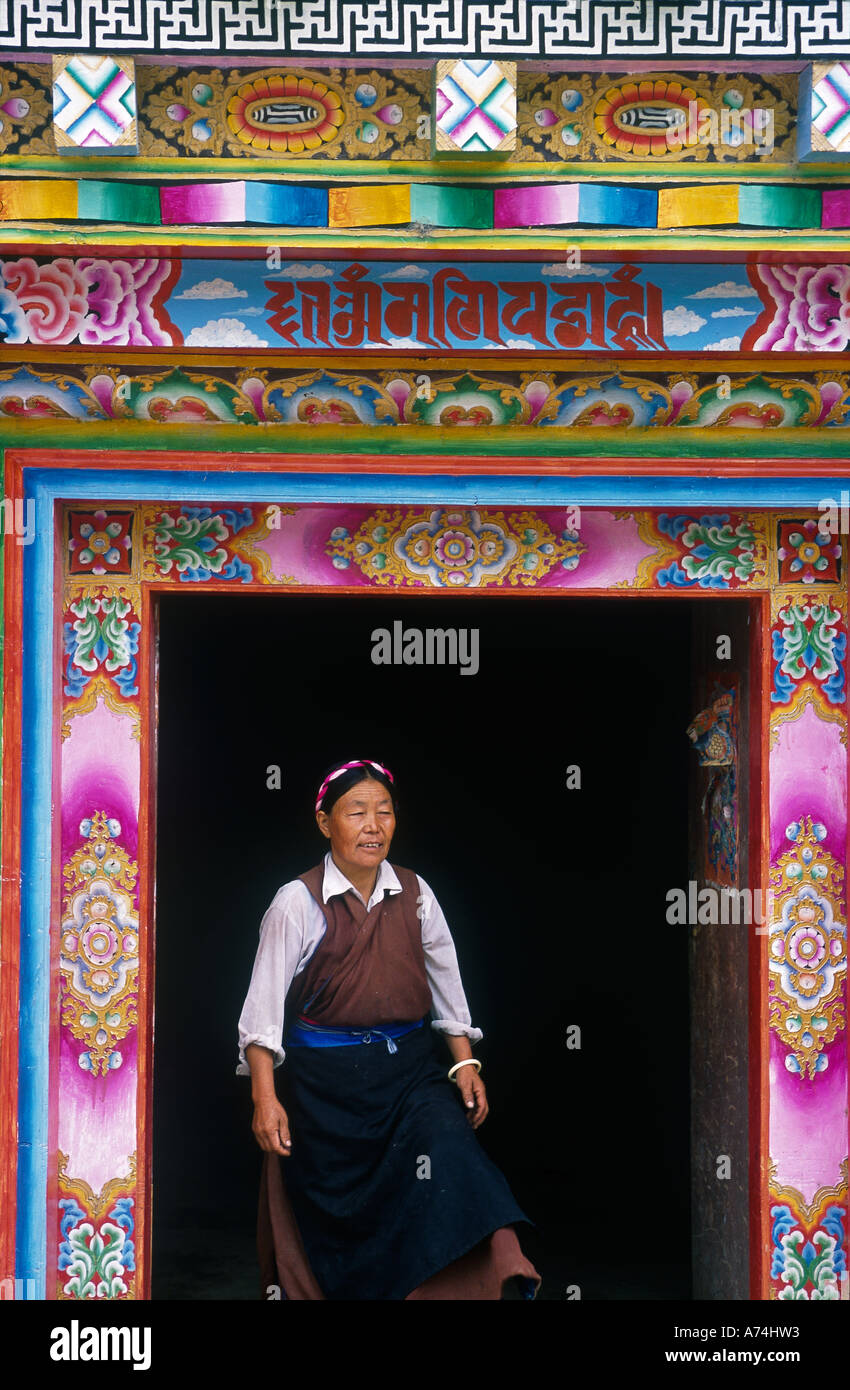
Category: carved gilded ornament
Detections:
[
  {"x1": 325, "y1": 507, "x2": 585, "y2": 588},
  {"x1": 141, "y1": 64, "x2": 426, "y2": 159},
  {"x1": 60, "y1": 813, "x2": 140, "y2": 1077},
  {"x1": 768, "y1": 817, "x2": 846, "y2": 1080},
  {"x1": 517, "y1": 70, "x2": 794, "y2": 163}
]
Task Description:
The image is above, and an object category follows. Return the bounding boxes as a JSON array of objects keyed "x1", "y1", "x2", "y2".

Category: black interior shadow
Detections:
[{"x1": 152, "y1": 592, "x2": 694, "y2": 1300}]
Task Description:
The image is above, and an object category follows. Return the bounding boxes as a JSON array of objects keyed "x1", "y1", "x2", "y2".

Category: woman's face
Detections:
[{"x1": 317, "y1": 776, "x2": 396, "y2": 872}]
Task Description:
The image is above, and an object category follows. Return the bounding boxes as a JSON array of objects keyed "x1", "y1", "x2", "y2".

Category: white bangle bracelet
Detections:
[{"x1": 448, "y1": 1058, "x2": 482, "y2": 1082}]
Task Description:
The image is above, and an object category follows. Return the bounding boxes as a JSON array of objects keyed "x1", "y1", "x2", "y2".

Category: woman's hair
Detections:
[{"x1": 315, "y1": 760, "x2": 398, "y2": 816}]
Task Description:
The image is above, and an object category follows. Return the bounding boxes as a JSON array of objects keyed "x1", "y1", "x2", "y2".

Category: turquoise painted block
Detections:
[
  {"x1": 245, "y1": 182, "x2": 328, "y2": 226},
  {"x1": 77, "y1": 179, "x2": 161, "y2": 224},
  {"x1": 410, "y1": 183, "x2": 493, "y2": 228},
  {"x1": 738, "y1": 185, "x2": 822, "y2": 228}
]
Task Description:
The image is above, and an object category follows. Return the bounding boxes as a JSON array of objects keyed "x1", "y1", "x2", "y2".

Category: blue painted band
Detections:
[
  {"x1": 287, "y1": 1017, "x2": 424, "y2": 1048},
  {"x1": 21, "y1": 468, "x2": 850, "y2": 508},
  {"x1": 16, "y1": 480, "x2": 54, "y2": 1295}
]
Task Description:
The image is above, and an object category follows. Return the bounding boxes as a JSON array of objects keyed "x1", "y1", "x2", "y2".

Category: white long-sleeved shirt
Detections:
[{"x1": 236, "y1": 850, "x2": 483, "y2": 1074}]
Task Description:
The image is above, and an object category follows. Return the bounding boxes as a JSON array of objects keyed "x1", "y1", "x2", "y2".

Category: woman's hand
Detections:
[
  {"x1": 455, "y1": 1067, "x2": 488, "y2": 1129},
  {"x1": 245, "y1": 1044, "x2": 292, "y2": 1156},
  {"x1": 252, "y1": 1097, "x2": 293, "y2": 1156}
]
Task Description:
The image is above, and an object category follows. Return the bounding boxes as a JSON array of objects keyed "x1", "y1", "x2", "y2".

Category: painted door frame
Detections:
[{"x1": 1, "y1": 448, "x2": 847, "y2": 1302}]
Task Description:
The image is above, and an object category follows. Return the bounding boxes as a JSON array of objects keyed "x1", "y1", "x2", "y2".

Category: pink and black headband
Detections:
[{"x1": 315, "y1": 759, "x2": 395, "y2": 812}]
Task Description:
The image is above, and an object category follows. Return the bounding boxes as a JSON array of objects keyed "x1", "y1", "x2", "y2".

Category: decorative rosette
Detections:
[
  {"x1": 593, "y1": 78, "x2": 711, "y2": 156},
  {"x1": 226, "y1": 74, "x2": 344, "y2": 153}
]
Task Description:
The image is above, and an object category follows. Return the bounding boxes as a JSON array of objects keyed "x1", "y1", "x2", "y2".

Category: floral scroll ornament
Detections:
[
  {"x1": 769, "y1": 1161, "x2": 847, "y2": 1300},
  {"x1": 58, "y1": 1153, "x2": 136, "y2": 1299},
  {"x1": 768, "y1": 818, "x2": 846, "y2": 1078},
  {"x1": 618, "y1": 511, "x2": 767, "y2": 591},
  {"x1": 771, "y1": 595, "x2": 847, "y2": 724},
  {"x1": 143, "y1": 505, "x2": 264, "y2": 582},
  {"x1": 656, "y1": 513, "x2": 763, "y2": 588},
  {"x1": 63, "y1": 589, "x2": 140, "y2": 700},
  {"x1": 60, "y1": 813, "x2": 139, "y2": 1075},
  {"x1": 402, "y1": 371, "x2": 530, "y2": 427},
  {"x1": 326, "y1": 508, "x2": 586, "y2": 588},
  {"x1": 541, "y1": 372, "x2": 673, "y2": 428},
  {"x1": 259, "y1": 367, "x2": 399, "y2": 425},
  {"x1": 672, "y1": 372, "x2": 823, "y2": 428},
  {"x1": 110, "y1": 366, "x2": 259, "y2": 425},
  {"x1": 10, "y1": 365, "x2": 850, "y2": 432},
  {"x1": 0, "y1": 364, "x2": 106, "y2": 421},
  {"x1": 61, "y1": 583, "x2": 143, "y2": 741}
]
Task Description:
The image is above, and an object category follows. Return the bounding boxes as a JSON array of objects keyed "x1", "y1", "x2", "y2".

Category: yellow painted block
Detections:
[
  {"x1": 328, "y1": 184, "x2": 411, "y2": 228},
  {"x1": 0, "y1": 179, "x2": 78, "y2": 220},
  {"x1": 658, "y1": 185, "x2": 740, "y2": 229}
]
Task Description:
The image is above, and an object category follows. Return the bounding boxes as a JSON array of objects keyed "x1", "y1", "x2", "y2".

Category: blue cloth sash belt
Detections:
[{"x1": 287, "y1": 1015, "x2": 424, "y2": 1055}]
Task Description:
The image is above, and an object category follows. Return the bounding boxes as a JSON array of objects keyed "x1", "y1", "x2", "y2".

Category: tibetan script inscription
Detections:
[{"x1": 264, "y1": 263, "x2": 666, "y2": 351}]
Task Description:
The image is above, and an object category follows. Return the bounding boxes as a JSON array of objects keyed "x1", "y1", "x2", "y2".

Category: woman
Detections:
[{"x1": 237, "y1": 758, "x2": 540, "y2": 1300}]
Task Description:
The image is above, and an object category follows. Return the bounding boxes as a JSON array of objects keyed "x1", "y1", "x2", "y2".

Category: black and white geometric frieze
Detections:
[{"x1": 0, "y1": 1, "x2": 848, "y2": 59}]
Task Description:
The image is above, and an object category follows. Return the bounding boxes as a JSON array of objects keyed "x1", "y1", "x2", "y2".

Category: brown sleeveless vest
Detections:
[{"x1": 285, "y1": 860, "x2": 432, "y2": 1028}]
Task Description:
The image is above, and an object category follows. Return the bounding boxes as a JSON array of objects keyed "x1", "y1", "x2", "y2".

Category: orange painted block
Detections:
[
  {"x1": 657, "y1": 185, "x2": 740, "y2": 229},
  {"x1": 328, "y1": 184, "x2": 411, "y2": 228},
  {"x1": 0, "y1": 179, "x2": 78, "y2": 220}
]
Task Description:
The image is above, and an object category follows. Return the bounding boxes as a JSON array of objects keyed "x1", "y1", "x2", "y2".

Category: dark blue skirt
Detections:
[{"x1": 279, "y1": 1021, "x2": 530, "y2": 1300}]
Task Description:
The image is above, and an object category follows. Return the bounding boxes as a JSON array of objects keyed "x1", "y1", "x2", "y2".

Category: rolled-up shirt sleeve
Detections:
[
  {"x1": 416, "y1": 874, "x2": 483, "y2": 1044},
  {"x1": 236, "y1": 884, "x2": 307, "y2": 1075}
]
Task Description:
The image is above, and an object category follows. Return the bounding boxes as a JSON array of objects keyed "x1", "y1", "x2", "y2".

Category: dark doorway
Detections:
[{"x1": 153, "y1": 592, "x2": 700, "y2": 1299}]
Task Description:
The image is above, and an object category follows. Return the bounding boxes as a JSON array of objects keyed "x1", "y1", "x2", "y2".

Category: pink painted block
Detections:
[
  {"x1": 160, "y1": 181, "x2": 247, "y2": 225},
  {"x1": 821, "y1": 188, "x2": 850, "y2": 228},
  {"x1": 494, "y1": 183, "x2": 580, "y2": 229}
]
